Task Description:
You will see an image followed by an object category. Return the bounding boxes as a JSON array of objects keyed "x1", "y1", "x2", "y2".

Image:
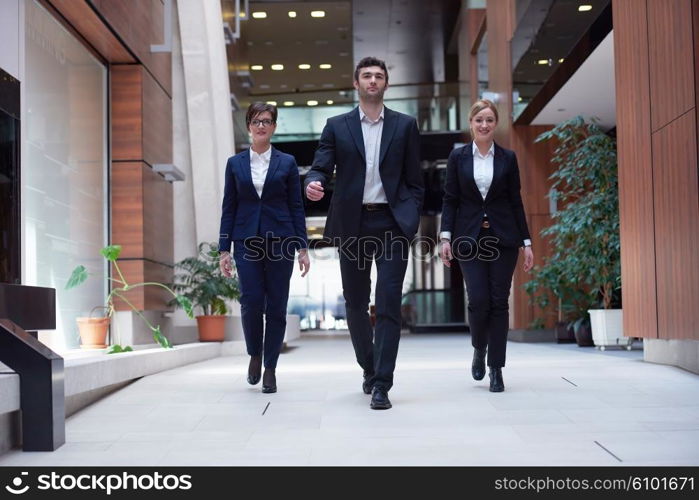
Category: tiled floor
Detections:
[{"x1": 1, "y1": 332, "x2": 698, "y2": 466}]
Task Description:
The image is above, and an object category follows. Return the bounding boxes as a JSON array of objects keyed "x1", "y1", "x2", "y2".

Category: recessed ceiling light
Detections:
[
  {"x1": 288, "y1": 11, "x2": 297, "y2": 18},
  {"x1": 251, "y1": 65, "x2": 263, "y2": 70},
  {"x1": 322, "y1": 83, "x2": 334, "y2": 88},
  {"x1": 311, "y1": 11, "x2": 325, "y2": 18},
  {"x1": 271, "y1": 64, "x2": 284, "y2": 71},
  {"x1": 558, "y1": 58, "x2": 565, "y2": 63},
  {"x1": 259, "y1": 84, "x2": 270, "y2": 89},
  {"x1": 266, "y1": 101, "x2": 277, "y2": 105},
  {"x1": 283, "y1": 101, "x2": 294, "y2": 106},
  {"x1": 303, "y1": 83, "x2": 316, "y2": 88},
  {"x1": 326, "y1": 100, "x2": 334, "y2": 105},
  {"x1": 518, "y1": 97, "x2": 523, "y2": 102},
  {"x1": 298, "y1": 64, "x2": 311, "y2": 70},
  {"x1": 537, "y1": 59, "x2": 550, "y2": 65},
  {"x1": 252, "y1": 11, "x2": 267, "y2": 19},
  {"x1": 319, "y1": 64, "x2": 332, "y2": 69},
  {"x1": 578, "y1": 5, "x2": 592, "y2": 12},
  {"x1": 280, "y1": 84, "x2": 288, "y2": 89},
  {"x1": 307, "y1": 100, "x2": 319, "y2": 106},
  {"x1": 339, "y1": 52, "x2": 349, "y2": 57}
]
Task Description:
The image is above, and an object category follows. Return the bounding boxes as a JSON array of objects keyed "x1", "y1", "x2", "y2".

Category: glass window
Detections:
[{"x1": 24, "y1": 0, "x2": 108, "y2": 350}]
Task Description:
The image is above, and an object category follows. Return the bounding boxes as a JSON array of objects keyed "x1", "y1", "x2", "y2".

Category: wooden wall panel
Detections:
[
  {"x1": 112, "y1": 161, "x2": 173, "y2": 263},
  {"x1": 486, "y1": 0, "x2": 515, "y2": 149},
  {"x1": 143, "y1": 162, "x2": 174, "y2": 264},
  {"x1": 45, "y1": 0, "x2": 135, "y2": 62},
  {"x1": 647, "y1": 0, "x2": 695, "y2": 130},
  {"x1": 90, "y1": 0, "x2": 172, "y2": 96},
  {"x1": 695, "y1": 0, "x2": 699, "y2": 152},
  {"x1": 651, "y1": 111, "x2": 699, "y2": 340},
  {"x1": 613, "y1": 0, "x2": 659, "y2": 339},
  {"x1": 511, "y1": 125, "x2": 557, "y2": 329},
  {"x1": 143, "y1": 67, "x2": 173, "y2": 167},
  {"x1": 111, "y1": 162, "x2": 145, "y2": 258},
  {"x1": 111, "y1": 65, "x2": 143, "y2": 161}
]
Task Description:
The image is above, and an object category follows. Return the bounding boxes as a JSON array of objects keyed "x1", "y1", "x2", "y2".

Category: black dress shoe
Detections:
[
  {"x1": 489, "y1": 367, "x2": 504, "y2": 392},
  {"x1": 247, "y1": 355, "x2": 262, "y2": 385},
  {"x1": 472, "y1": 347, "x2": 487, "y2": 381},
  {"x1": 262, "y1": 368, "x2": 277, "y2": 393},
  {"x1": 362, "y1": 370, "x2": 374, "y2": 395},
  {"x1": 370, "y1": 388, "x2": 392, "y2": 410}
]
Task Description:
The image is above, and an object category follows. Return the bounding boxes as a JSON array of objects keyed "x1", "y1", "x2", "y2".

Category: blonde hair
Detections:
[{"x1": 468, "y1": 99, "x2": 499, "y2": 138}]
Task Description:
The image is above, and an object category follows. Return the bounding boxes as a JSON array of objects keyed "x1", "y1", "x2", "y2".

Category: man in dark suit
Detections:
[{"x1": 305, "y1": 57, "x2": 423, "y2": 410}]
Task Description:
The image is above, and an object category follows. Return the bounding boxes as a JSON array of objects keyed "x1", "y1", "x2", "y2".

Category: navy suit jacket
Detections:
[
  {"x1": 440, "y1": 142, "x2": 530, "y2": 248},
  {"x1": 304, "y1": 106, "x2": 424, "y2": 239},
  {"x1": 218, "y1": 147, "x2": 308, "y2": 252}
]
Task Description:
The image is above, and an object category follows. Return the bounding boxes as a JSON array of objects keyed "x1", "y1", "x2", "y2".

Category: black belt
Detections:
[{"x1": 362, "y1": 203, "x2": 389, "y2": 211}]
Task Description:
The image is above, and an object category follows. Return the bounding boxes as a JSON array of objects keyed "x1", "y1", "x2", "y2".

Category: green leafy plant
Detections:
[
  {"x1": 171, "y1": 242, "x2": 241, "y2": 316},
  {"x1": 66, "y1": 245, "x2": 194, "y2": 352},
  {"x1": 525, "y1": 116, "x2": 621, "y2": 327}
]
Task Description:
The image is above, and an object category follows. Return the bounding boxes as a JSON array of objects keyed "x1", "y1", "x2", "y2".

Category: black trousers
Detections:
[
  {"x1": 338, "y1": 207, "x2": 409, "y2": 392},
  {"x1": 233, "y1": 238, "x2": 295, "y2": 369},
  {"x1": 455, "y1": 227, "x2": 519, "y2": 368}
]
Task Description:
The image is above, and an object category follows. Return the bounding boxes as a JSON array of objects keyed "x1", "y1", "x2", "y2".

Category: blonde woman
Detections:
[{"x1": 439, "y1": 99, "x2": 534, "y2": 392}]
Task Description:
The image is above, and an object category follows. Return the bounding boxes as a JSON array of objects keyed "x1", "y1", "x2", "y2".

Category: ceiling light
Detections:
[
  {"x1": 288, "y1": 11, "x2": 297, "y2": 18},
  {"x1": 251, "y1": 65, "x2": 263, "y2": 70},
  {"x1": 298, "y1": 63, "x2": 311, "y2": 70},
  {"x1": 578, "y1": 5, "x2": 592, "y2": 12},
  {"x1": 266, "y1": 101, "x2": 277, "y2": 105},
  {"x1": 537, "y1": 59, "x2": 550, "y2": 65},
  {"x1": 319, "y1": 64, "x2": 332, "y2": 69},
  {"x1": 558, "y1": 58, "x2": 565, "y2": 63},
  {"x1": 283, "y1": 101, "x2": 294, "y2": 106},
  {"x1": 307, "y1": 100, "x2": 319, "y2": 106},
  {"x1": 311, "y1": 11, "x2": 325, "y2": 18},
  {"x1": 270, "y1": 64, "x2": 284, "y2": 71},
  {"x1": 326, "y1": 100, "x2": 334, "y2": 105},
  {"x1": 252, "y1": 11, "x2": 267, "y2": 19},
  {"x1": 339, "y1": 52, "x2": 349, "y2": 57}
]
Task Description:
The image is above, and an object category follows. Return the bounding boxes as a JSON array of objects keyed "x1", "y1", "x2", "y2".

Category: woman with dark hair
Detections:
[
  {"x1": 218, "y1": 102, "x2": 310, "y2": 393},
  {"x1": 439, "y1": 99, "x2": 534, "y2": 392}
]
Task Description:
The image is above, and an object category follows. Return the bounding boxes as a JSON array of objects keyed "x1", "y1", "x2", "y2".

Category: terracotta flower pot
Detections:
[
  {"x1": 76, "y1": 317, "x2": 110, "y2": 349},
  {"x1": 196, "y1": 315, "x2": 226, "y2": 342}
]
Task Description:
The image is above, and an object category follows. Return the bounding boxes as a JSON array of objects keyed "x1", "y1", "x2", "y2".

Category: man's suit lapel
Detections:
[
  {"x1": 346, "y1": 107, "x2": 365, "y2": 161},
  {"x1": 260, "y1": 148, "x2": 281, "y2": 199},
  {"x1": 378, "y1": 107, "x2": 397, "y2": 168}
]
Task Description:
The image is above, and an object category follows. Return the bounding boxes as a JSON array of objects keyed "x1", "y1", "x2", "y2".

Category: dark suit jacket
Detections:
[
  {"x1": 218, "y1": 147, "x2": 308, "y2": 252},
  {"x1": 304, "y1": 106, "x2": 424, "y2": 239},
  {"x1": 440, "y1": 142, "x2": 530, "y2": 248}
]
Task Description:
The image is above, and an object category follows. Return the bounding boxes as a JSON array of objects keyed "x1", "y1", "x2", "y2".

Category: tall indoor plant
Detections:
[
  {"x1": 172, "y1": 242, "x2": 241, "y2": 342},
  {"x1": 66, "y1": 245, "x2": 193, "y2": 352},
  {"x1": 525, "y1": 116, "x2": 621, "y2": 346}
]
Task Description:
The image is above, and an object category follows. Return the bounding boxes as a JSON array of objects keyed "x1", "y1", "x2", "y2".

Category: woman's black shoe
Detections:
[
  {"x1": 262, "y1": 368, "x2": 277, "y2": 393},
  {"x1": 247, "y1": 355, "x2": 262, "y2": 385},
  {"x1": 472, "y1": 348, "x2": 487, "y2": 380},
  {"x1": 489, "y1": 367, "x2": 504, "y2": 392}
]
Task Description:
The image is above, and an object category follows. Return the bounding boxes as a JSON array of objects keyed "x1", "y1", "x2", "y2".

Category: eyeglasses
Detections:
[{"x1": 250, "y1": 119, "x2": 274, "y2": 127}]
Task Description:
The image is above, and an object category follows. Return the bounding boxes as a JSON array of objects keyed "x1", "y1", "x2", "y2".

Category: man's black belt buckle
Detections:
[
  {"x1": 481, "y1": 218, "x2": 491, "y2": 229},
  {"x1": 363, "y1": 203, "x2": 389, "y2": 211}
]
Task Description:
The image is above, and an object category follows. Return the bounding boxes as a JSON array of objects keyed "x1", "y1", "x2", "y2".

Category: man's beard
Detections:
[{"x1": 358, "y1": 86, "x2": 385, "y2": 102}]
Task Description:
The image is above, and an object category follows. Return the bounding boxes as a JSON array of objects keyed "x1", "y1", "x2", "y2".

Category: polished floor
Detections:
[{"x1": 1, "y1": 332, "x2": 698, "y2": 466}]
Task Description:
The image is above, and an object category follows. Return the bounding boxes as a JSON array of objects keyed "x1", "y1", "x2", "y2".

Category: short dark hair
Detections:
[
  {"x1": 246, "y1": 102, "x2": 277, "y2": 127},
  {"x1": 354, "y1": 56, "x2": 388, "y2": 83}
]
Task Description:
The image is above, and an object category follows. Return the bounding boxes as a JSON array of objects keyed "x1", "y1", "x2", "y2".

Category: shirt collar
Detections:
[
  {"x1": 359, "y1": 105, "x2": 385, "y2": 123},
  {"x1": 472, "y1": 141, "x2": 494, "y2": 158},
  {"x1": 250, "y1": 146, "x2": 272, "y2": 161}
]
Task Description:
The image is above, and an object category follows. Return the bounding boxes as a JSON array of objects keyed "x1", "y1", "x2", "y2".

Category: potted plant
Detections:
[
  {"x1": 526, "y1": 116, "x2": 622, "y2": 348},
  {"x1": 171, "y1": 242, "x2": 241, "y2": 342},
  {"x1": 66, "y1": 245, "x2": 193, "y2": 353}
]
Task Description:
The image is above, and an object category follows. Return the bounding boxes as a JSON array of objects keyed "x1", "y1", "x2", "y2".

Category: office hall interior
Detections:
[{"x1": 0, "y1": 0, "x2": 698, "y2": 466}]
